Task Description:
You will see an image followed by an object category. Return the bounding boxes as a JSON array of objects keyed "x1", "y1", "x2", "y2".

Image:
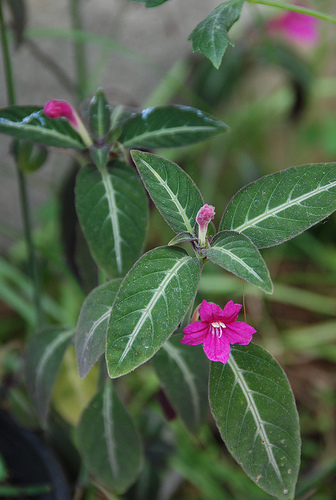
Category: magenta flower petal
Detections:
[
  {"x1": 266, "y1": 3, "x2": 320, "y2": 46},
  {"x1": 181, "y1": 299, "x2": 256, "y2": 364},
  {"x1": 196, "y1": 204, "x2": 215, "y2": 226},
  {"x1": 199, "y1": 300, "x2": 223, "y2": 323},
  {"x1": 44, "y1": 99, "x2": 78, "y2": 127},
  {"x1": 225, "y1": 322, "x2": 257, "y2": 346},
  {"x1": 181, "y1": 321, "x2": 209, "y2": 345},
  {"x1": 220, "y1": 300, "x2": 242, "y2": 324},
  {"x1": 203, "y1": 333, "x2": 231, "y2": 364}
]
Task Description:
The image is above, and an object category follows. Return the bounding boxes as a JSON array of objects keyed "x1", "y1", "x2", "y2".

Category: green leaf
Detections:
[
  {"x1": 25, "y1": 327, "x2": 73, "y2": 424},
  {"x1": 75, "y1": 161, "x2": 148, "y2": 279},
  {"x1": 146, "y1": 0, "x2": 170, "y2": 6},
  {"x1": 76, "y1": 279, "x2": 122, "y2": 379},
  {"x1": 152, "y1": 334, "x2": 209, "y2": 433},
  {"x1": 168, "y1": 232, "x2": 195, "y2": 246},
  {"x1": 120, "y1": 105, "x2": 229, "y2": 148},
  {"x1": 106, "y1": 246, "x2": 200, "y2": 378},
  {"x1": 126, "y1": 0, "x2": 170, "y2": 6},
  {"x1": 89, "y1": 88, "x2": 111, "y2": 138},
  {"x1": 131, "y1": 151, "x2": 204, "y2": 234},
  {"x1": 188, "y1": 0, "x2": 244, "y2": 69},
  {"x1": 77, "y1": 381, "x2": 142, "y2": 493},
  {"x1": 220, "y1": 163, "x2": 336, "y2": 248},
  {"x1": 203, "y1": 231, "x2": 273, "y2": 293},
  {"x1": 209, "y1": 344, "x2": 301, "y2": 500},
  {"x1": 16, "y1": 141, "x2": 48, "y2": 173},
  {"x1": 0, "y1": 106, "x2": 86, "y2": 149}
]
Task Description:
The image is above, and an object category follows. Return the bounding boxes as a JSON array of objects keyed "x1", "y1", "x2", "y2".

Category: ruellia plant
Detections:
[
  {"x1": 1, "y1": 0, "x2": 336, "y2": 499},
  {"x1": 1, "y1": 89, "x2": 336, "y2": 499}
]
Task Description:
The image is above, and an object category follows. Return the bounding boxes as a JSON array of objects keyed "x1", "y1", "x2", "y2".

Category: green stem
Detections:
[
  {"x1": 69, "y1": 0, "x2": 88, "y2": 101},
  {"x1": 0, "y1": 0, "x2": 15, "y2": 104},
  {"x1": 0, "y1": 0, "x2": 43, "y2": 329},
  {"x1": 247, "y1": 0, "x2": 336, "y2": 24}
]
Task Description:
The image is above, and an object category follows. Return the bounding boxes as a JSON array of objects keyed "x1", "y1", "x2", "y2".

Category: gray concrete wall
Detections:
[{"x1": 0, "y1": 0, "x2": 221, "y2": 251}]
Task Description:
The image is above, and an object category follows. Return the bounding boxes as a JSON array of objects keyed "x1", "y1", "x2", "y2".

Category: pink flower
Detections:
[
  {"x1": 181, "y1": 300, "x2": 256, "y2": 364},
  {"x1": 266, "y1": 3, "x2": 319, "y2": 46},
  {"x1": 196, "y1": 204, "x2": 215, "y2": 247},
  {"x1": 44, "y1": 99, "x2": 78, "y2": 128},
  {"x1": 44, "y1": 99, "x2": 93, "y2": 147}
]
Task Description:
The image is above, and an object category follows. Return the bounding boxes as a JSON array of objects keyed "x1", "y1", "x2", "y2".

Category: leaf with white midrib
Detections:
[
  {"x1": 35, "y1": 330, "x2": 73, "y2": 399},
  {"x1": 101, "y1": 168, "x2": 123, "y2": 275},
  {"x1": 209, "y1": 344, "x2": 301, "y2": 499},
  {"x1": 137, "y1": 157, "x2": 193, "y2": 233},
  {"x1": 25, "y1": 328, "x2": 73, "y2": 423},
  {"x1": 163, "y1": 341, "x2": 200, "y2": 423},
  {"x1": 106, "y1": 246, "x2": 200, "y2": 378},
  {"x1": 203, "y1": 231, "x2": 273, "y2": 293},
  {"x1": 152, "y1": 334, "x2": 209, "y2": 432},
  {"x1": 117, "y1": 256, "x2": 189, "y2": 367},
  {"x1": 75, "y1": 161, "x2": 148, "y2": 279},
  {"x1": 120, "y1": 105, "x2": 228, "y2": 148},
  {"x1": 132, "y1": 151, "x2": 204, "y2": 235},
  {"x1": 227, "y1": 354, "x2": 282, "y2": 482},
  {"x1": 0, "y1": 106, "x2": 85, "y2": 148},
  {"x1": 103, "y1": 382, "x2": 119, "y2": 477},
  {"x1": 123, "y1": 125, "x2": 220, "y2": 147},
  {"x1": 76, "y1": 279, "x2": 122, "y2": 379},
  {"x1": 77, "y1": 381, "x2": 143, "y2": 493},
  {"x1": 220, "y1": 163, "x2": 336, "y2": 248}
]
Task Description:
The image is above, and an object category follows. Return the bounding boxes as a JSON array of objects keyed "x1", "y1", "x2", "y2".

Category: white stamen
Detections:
[{"x1": 211, "y1": 321, "x2": 226, "y2": 337}]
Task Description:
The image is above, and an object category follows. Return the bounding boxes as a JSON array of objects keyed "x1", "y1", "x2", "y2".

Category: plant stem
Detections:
[
  {"x1": 0, "y1": 0, "x2": 15, "y2": 104},
  {"x1": 69, "y1": 0, "x2": 88, "y2": 101},
  {"x1": 247, "y1": 0, "x2": 336, "y2": 24},
  {"x1": 0, "y1": 0, "x2": 43, "y2": 329}
]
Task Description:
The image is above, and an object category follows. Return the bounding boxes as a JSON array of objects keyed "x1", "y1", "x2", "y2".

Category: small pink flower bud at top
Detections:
[
  {"x1": 196, "y1": 204, "x2": 215, "y2": 247},
  {"x1": 44, "y1": 99, "x2": 93, "y2": 147},
  {"x1": 44, "y1": 99, "x2": 78, "y2": 128}
]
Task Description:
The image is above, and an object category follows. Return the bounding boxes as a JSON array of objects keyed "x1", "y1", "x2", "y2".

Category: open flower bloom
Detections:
[
  {"x1": 266, "y1": 3, "x2": 320, "y2": 46},
  {"x1": 181, "y1": 300, "x2": 256, "y2": 364}
]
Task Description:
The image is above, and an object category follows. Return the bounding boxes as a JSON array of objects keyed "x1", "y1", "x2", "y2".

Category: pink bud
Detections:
[
  {"x1": 196, "y1": 204, "x2": 215, "y2": 227},
  {"x1": 44, "y1": 99, "x2": 78, "y2": 128},
  {"x1": 196, "y1": 204, "x2": 215, "y2": 247},
  {"x1": 43, "y1": 99, "x2": 93, "y2": 147}
]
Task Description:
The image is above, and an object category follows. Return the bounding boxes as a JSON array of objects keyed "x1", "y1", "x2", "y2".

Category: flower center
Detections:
[{"x1": 211, "y1": 321, "x2": 226, "y2": 337}]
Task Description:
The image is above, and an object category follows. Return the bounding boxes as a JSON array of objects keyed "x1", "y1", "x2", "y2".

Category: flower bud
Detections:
[
  {"x1": 196, "y1": 204, "x2": 215, "y2": 247},
  {"x1": 44, "y1": 99, "x2": 93, "y2": 147}
]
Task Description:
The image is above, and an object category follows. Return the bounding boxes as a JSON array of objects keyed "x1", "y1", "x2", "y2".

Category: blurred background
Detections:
[{"x1": 1, "y1": 0, "x2": 336, "y2": 498}]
